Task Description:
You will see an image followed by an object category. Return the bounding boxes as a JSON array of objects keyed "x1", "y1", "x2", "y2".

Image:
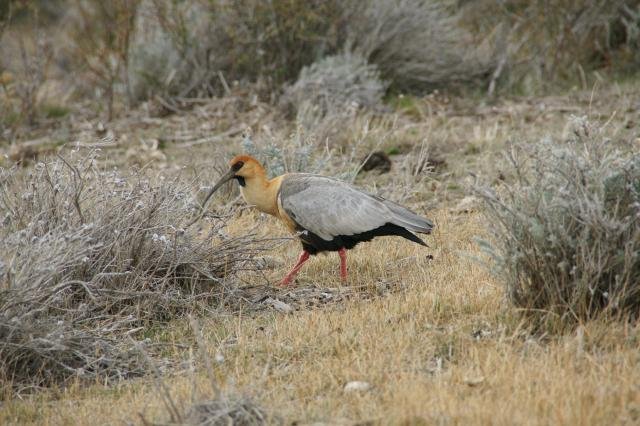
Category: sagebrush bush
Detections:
[
  {"x1": 0, "y1": 152, "x2": 272, "y2": 393},
  {"x1": 125, "y1": 0, "x2": 493, "y2": 104},
  {"x1": 63, "y1": 0, "x2": 139, "y2": 118},
  {"x1": 127, "y1": 0, "x2": 212, "y2": 102},
  {"x1": 281, "y1": 53, "x2": 385, "y2": 117},
  {"x1": 126, "y1": 0, "x2": 344, "y2": 102},
  {"x1": 345, "y1": 0, "x2": 494, "y2": 92},
  {"x1": 477, "y1": 117, "x2": 640, "y2": 327},
  {"x1": 462, "y1": 0, "x2": 640, "y2": 94},
  {"x1": 241, "y1": 131, "x2": 328, "y2": 178},
  {"x1": 280, "y1": 53, "x2": 386, "y2": 145}
]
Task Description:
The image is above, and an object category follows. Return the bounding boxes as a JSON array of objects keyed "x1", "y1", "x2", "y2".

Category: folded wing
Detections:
[{"x1": 279, "y1": 174, "x2": 433, "y2": 241}]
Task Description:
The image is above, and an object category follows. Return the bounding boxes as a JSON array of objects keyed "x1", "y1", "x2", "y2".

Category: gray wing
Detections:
[{"x1": 279, "y1": 174, "x2": 433, "y2": 241}]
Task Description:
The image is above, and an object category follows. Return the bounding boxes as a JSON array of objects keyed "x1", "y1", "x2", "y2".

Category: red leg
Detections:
[
  {"x1": 280, "y1": 250, "x2": 310, "y2": 286},
  {"x1": 338, "y1": 248, "x2": 348, "y2": 282}
]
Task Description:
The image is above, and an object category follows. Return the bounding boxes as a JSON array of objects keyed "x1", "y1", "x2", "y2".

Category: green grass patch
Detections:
[{"x1": 41, "y1": 104, "x2": 70, "y2": 119}]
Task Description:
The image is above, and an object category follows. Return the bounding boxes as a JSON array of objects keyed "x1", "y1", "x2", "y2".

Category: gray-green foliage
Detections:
[
  {"x1": 127, "y1": 0, "x2": 211, "y2": 101},
  {"x1": 126, "y1": 0, "x2": 491, "y2": 104},
  {"x1": 477, "y1": 116, "x2": 640, "y2": 326},
  {"x1": 280, "y1": 53, "x2": 387, "y2": 148},
  {"x1": 241, "y1": 132, "x2": 327, "y2": 178},
  {"x1": 281, "y1": 53, "x2": 386, "y2": 119},
  {"x1": 345, "y1": 0, "x2": 494, "y2": 91}
]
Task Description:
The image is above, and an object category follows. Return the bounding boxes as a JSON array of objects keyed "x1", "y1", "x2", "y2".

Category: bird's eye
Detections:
[{"x1": 232, "y1": 161, "x2": 244, "y2": 171}]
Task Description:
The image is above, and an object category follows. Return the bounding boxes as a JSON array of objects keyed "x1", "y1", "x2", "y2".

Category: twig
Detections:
[
  {"x1": 217, "y1": 71, "x2": 231, "y2": 96},
  {"x1": 56, "y1": 153, "x2": 85, "y2": 224}
]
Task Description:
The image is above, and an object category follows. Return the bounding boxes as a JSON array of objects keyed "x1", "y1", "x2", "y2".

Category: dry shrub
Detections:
[
  {"x1": 63, "y1": 0, "x2": 140, "y2": 119},
  {"x1": 462, "y1": 0, "x2": 640, "y2": 94},
  {"x1": 240, "y1": 131, "x2": 329, "y2": 178},
  {"x1": 127, "y1": 0, "x2": 344, "y2": 103},
  {"x1": 238, "y1": 115, "x2": 396, "y2": 181},
  {"x1": 0, "y1": 3, "x2": 54, "y2": 135},
  {"x1": 476, "y1": 117, "x2": 640, "y2": 329},
  {"x1": 180, "y1": 397, "x2": 269, "y2": 426},
  {"x1": 129, "y1": 0, "x2": 493, "y2": 105},
  {"x1": 127, "y1": 0, "x2": 212, "y2": 104},
  {"x1": 281, "y1": 53, "x2": 386, "y2": 117},
  {"x1": 281, "y1": 52, "x2": 386, "y2": 145},
  {"x1": 345, "y1": 0, "x2": 494, "y2": 92},
  {"x1": 0, "y1": 313, "x2": 145, "y2": 395},
  {"x1": 0, "y1": 152, "x2": 272, "y2": 393},
  {"x1": 143, "y1": 383, "x2": 271, "y2": 425}
]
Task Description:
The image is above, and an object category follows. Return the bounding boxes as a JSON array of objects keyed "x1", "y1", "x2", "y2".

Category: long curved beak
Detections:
[{"x1": 200, "y1": 168, "x2": 235, "y2": 210}]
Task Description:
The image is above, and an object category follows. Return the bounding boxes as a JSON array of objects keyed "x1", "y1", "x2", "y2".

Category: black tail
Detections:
[
  {"x1": 364, "y1": 223, "x2": 427, "y2": 247},
  {"x1": 389, "y1": 224, "x2": 428, "y2": 246}
]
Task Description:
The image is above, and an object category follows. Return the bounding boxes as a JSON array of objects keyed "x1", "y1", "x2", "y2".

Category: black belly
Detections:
[{"x1": 298, "y1": 222, "x2": 427, "y2": 255}]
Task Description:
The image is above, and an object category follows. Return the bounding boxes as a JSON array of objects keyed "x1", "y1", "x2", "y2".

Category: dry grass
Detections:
[
  {"x1": 1, "y1": 82, "x2": 639, "y2": 424},
  {"x1": 2, "y1": 3, "x2": 640, "y2": 423},
  {"x1": 3, "y1": 209, "x2": 640, "y2": 424}
]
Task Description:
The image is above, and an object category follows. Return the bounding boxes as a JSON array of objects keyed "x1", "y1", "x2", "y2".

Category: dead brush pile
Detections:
[
  {"x1": 477, "y1": 116, "x2": 640, "y2": 328},
  {"x1": 0, "y1": 151, "x2": 272, "y2": 393}
]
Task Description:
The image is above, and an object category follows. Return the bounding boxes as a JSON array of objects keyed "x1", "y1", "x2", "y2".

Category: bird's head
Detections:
[
  {"x1": 200, "y1": 155, "x2": 266, "y2": 208},
  {"x1": 226, "y1": 155, "x2": 266, "y2": 184}
]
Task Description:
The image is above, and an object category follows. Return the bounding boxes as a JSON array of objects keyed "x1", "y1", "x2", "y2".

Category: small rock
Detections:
[
  {"x1": 471, "y1": 329, "x2": 491, "y2": 340},
  {"x1": 452, "y1": 196, "x2": 479, "y2": 214},
  {"x1": 344, "y1": 381, "x2": 372, "y2": 393},
  {"x1": 265, "y1": 297, "x2": 293, "y2": 314},
  {"x1": 256, "y1": 255, "x2": 283, "y2": 269},
  {"x1": 96, "y1": 122, "x2": 106, "y2": 135},
  {"x1": 361, "y1": 151, "x2": 391, "y2": 174},
  {"x1": 463, "y1": 376, "x2": 485, "y2": 387}
]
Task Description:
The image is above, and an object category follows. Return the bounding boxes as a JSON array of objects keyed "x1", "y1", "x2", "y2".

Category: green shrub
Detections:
[{"x1": 476, "y1": 116, "x2": 640, "y2": 328}]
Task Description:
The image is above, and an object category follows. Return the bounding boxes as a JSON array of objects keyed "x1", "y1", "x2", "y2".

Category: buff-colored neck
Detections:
[{"x1": 239, "y1": 170, "x2": 283, "y2": 216}]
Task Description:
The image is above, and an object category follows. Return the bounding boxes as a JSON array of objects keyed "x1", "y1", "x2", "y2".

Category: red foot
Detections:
[
  {"x1": 339, "y1": 248, "x2": 348, "y2": 282},
  {"x1": 279, "y1": 250, "x2": 310, "y2": 286}
]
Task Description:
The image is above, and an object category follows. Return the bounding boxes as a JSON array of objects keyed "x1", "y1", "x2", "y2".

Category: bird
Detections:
[{"x1": 202, "y1": 155, "x2": 434, "y2": 286}]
